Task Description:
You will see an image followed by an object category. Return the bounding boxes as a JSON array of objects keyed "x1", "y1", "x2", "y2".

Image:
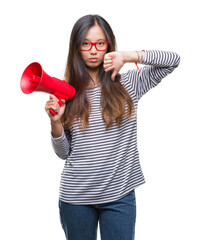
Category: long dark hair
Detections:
[{"x1": 61, "y1": 14, "x2": 135, "y2": 130}]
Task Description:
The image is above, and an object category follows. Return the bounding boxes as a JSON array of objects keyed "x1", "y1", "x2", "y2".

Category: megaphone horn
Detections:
[{"x1": 20, "y1": 62, "x2": 76, "y2": 115}]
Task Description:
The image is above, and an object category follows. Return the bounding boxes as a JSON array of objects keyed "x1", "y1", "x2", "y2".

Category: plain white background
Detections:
[{"x1": 1, "y1": 0, "x2": 201, "y2": 239}]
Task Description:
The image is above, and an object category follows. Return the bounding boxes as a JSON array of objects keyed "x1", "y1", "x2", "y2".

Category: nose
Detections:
[{"x1": 90, "y1": 45, "x2": 97, "y2": 54}]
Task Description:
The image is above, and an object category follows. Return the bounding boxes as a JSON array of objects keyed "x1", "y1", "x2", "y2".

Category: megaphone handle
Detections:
[{"x1": 49, "y1": 98, "x2": 62, "y2": 116}]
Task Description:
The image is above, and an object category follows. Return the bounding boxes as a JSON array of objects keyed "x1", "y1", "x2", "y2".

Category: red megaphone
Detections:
[{"x1": 20, "y1": 62, "x2": 76, "y2": 115}]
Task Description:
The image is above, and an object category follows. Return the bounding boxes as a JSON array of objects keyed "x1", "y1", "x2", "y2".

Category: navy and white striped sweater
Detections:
[{"x1": 51, "y1": 50, "x2": 180, "y2": 205}]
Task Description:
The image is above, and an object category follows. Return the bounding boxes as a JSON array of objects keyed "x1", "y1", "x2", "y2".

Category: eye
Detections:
[
  {"x1": 82, "y1": 42, "x2": 89, "y2": 46},
  {"x1": 97, "y1": 42, "x2": 105, "y2": 46}
]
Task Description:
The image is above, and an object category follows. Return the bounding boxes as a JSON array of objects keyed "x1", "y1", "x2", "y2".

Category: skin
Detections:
[{"x1": 45, "y1": 24, "x2": 145, "y2": 138}]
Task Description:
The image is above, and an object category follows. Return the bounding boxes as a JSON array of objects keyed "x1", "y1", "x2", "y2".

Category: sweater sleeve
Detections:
[
  {"x1": 51, "y1": 128, "x2": 70, "y2": 160},
  {"x1": 123, "y1": 50, "x2": 180, "y2": 100}
]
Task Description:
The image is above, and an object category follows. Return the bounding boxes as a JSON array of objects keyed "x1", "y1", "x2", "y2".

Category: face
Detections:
[{"x1": 80, "y1": 24, "x2": 108, "y2": 70}]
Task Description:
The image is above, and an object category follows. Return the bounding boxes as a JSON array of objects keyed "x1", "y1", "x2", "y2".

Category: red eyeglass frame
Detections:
[{"x1": 80, "y1": 40, "x2": 109, "y2": 51}]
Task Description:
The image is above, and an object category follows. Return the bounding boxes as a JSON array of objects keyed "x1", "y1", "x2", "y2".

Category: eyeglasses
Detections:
[{"x1": 80, "y1": 40, "x2": 109, "y2": 51}]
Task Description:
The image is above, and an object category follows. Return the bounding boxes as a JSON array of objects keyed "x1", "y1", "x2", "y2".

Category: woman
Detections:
[{"x1": 45, "y1": 14, "x2": 180, "y2": 240}]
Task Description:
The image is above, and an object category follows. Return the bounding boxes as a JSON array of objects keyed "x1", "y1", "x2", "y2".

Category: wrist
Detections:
[
  {"x1": 121, "y1": 51, "x2": 135, "y2": 63},
  {"x1": 136, "y1": 50, "x2": 145, "y2": 63},
  {"x1": 123, "y1": 51, "x2": 146, "y2": 63},
  {"x1": 51, "y1": 120, "x2": 63, "y2": 138},
  {"x1": 51, "y1": 118, "x2": 62, "y2": 127}
]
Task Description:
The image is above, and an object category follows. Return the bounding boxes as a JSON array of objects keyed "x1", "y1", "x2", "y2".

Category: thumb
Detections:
[{"x1": 111, "y1": 70, "x2": 118, "y2": 81}]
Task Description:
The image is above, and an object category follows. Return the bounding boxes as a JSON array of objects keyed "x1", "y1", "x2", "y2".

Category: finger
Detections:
[
  {"x1": 104, "y1": 65, "x2": 114, "y2": 72},
  {"x1": 49, "y1": 94, "x2": 59, "y2": 102},
  {"x1": 104, "y1": 59, "x2": 113, "y2": 64},
  {"x1": 46, "y1": 100, "x2": 60, "y2": 112},
  {"x1": 48, "y1": 96, "x2": 61, "y2": 109},
  {"x1": 45, "y1": 101, "x2": 53, "y2": 111},
  {"x1": 61, "y1": 99, "x2": 66, "y2": 106},
  {"x1": 46, "y1": 104, "x2": 58, "y2": 113},
  {"x1": 104, "y1": 54, "x2": 112, "y2": 60},
  {"x1": 48, "y1": 99, "x2": 59, "y2": 108},
  {"x1": 103, "y1": 63, "x2": 112, "y2": 69}
]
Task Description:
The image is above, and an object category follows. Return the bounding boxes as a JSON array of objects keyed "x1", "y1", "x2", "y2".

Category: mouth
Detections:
[{"x1": 89, "y1": 58, "x2": 98, "y2": 63}]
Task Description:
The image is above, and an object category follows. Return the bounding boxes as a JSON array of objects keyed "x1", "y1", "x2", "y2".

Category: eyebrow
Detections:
[{"x1": 84, "y1": 38, "x2": 106, "y2": 41}]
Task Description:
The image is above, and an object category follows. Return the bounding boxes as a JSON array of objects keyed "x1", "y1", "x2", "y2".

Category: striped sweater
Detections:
[{"x1": 51, "y1": 50, "x2": 180, "y2": 205}]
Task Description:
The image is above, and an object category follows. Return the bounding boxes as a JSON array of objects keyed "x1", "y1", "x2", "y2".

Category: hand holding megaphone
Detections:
[
  {"x1": 20, "y1": 62, "x2": 76, "y2": 115},
  {"x1": 45, "y1": 94, "x2": 66, "y2": 121}
]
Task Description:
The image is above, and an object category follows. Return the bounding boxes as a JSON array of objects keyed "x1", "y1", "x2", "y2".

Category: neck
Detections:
[{"x1": 87, "y1": 67, "x2": 100, "y2": 88}]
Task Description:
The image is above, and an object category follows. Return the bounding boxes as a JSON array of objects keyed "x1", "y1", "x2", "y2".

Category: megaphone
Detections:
[{"x1": 20, "y1": 62, "x2": 76, "y2": 115}]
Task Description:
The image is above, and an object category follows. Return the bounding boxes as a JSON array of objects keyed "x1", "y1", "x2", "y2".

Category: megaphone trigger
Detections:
[{"x1": 49, "y1": 96, "x2": 62, "y2": 116}]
